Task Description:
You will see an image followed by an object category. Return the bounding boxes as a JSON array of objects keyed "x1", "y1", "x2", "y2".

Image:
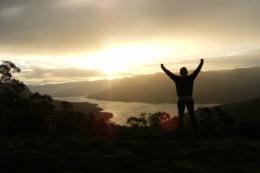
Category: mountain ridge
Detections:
[
  {"x1": 29, "y1": 66, "x2": 260, "y2": 104},
  {"x1": 88, "y1": 66, "x2": 260, "y2": 104}
]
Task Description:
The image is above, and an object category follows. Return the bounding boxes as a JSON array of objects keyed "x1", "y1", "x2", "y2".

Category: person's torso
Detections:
[{"x1": 174, "y1": 77, "x2": 194, "y2": 96}]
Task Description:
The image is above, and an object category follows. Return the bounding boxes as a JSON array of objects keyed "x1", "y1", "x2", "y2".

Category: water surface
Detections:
[{"x1": 55, "y1": 96, "x2": 213, "y2": 125}]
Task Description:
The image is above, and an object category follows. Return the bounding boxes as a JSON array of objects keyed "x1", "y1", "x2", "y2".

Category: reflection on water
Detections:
[{"x1": 55, "y1": 96, "x2": 213, "y2": 125}]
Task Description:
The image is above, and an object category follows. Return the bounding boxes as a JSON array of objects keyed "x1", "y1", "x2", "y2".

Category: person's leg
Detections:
[
  {"x1": 177, "y1": 101, "x2": 185, "y2": 130},
  {"x1": 186, "y1": 100, "x2": 199, "y2": 130}
]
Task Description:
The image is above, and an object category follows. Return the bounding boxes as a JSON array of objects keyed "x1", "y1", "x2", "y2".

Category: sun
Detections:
[
  {"x1": 79, "y1": 40, "x2": 195, "y2": 77},
  {"x1": 88, "y1": 47, "x2": 132, "y2": 76},
  {"x1": 87, "y1": 43, "x2": 173, "y2": 75},
  {"x1": 96, "y1": 59, "x2": 128, "y2": 76}
]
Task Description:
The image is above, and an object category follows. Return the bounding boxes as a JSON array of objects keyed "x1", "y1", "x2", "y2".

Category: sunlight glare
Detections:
[{"x1": 84, "y1": 41, "x2": 189, "y2": 76}]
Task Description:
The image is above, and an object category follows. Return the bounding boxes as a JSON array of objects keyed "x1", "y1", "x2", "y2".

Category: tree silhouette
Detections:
[
  {"x1": 148, "y1": 112, "x2": 171, "y2": 128},
  {"x1": 0, "y1": 60, "x2": 25, "y2": 104},
  {"x1": 126, "y1": 113, "x2": 147, "y2": 128},
  {"x1": 0, "y1": 60, "x2": 21, "y2": 82}
]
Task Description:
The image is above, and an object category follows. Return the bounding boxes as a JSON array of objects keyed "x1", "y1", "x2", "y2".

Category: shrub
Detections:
[
  {"x1": 126, "y1": 112, "x2": 178, "y2": 131},
  {"x1": 197, "y1": 106, "x2": 235, "y2": 133}
]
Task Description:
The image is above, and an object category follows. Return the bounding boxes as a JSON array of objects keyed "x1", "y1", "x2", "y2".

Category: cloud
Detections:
[
  {"x1": 1, "y1": 0, "x2": 260, "y2": 54},
  {"x1": 16, "y1": 66, "x2": 105, "y2": 83}
]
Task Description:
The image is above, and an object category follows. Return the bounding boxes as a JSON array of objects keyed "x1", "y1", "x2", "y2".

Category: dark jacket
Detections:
[{"x1": 161, "y1": 60, "x2": 203, "y2": 97}]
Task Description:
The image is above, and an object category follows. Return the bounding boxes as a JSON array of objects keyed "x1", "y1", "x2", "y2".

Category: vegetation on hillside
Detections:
[{"x1": 0, "y1": 60, "x2": 103, "y2": 135}]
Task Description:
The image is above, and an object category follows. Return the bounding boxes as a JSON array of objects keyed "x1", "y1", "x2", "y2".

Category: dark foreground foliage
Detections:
[
  {"x1": 0, "y1": 83, "x2": 95, "y2": 135},
  {"x1": 1, "y1": 126, "x2": 260, "y2": 173}
]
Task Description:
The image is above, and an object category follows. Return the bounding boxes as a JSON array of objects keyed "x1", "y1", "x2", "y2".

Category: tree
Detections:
[
  {"x1": 126, "y1": 113, "x2": 147, "y2": 128},
  {"x1": 0, "y1": 60, "x2": 25, "y2": 104},
  {"x1": 148, "y1": 112, "x2": 171, "y2": 128},
  {"x1": 0, "y1": 60, "x2": 21, "y2": 82}
]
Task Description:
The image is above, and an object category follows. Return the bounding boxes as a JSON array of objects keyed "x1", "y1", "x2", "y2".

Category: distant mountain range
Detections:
[
  {"x1": 29, "y1": 66, "x2": 260, "y2": 104},
  {"x1": 88, "y1": 67, "x2": 260, "y2": 104},
  {"x1": 29, "y1": 80, "x2": 119, "y2": 97}
]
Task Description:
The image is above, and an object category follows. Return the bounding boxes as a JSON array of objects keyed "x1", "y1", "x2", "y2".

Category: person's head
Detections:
[{"x1": 180, "y1": 67, "x2": 188, "y2": 77}]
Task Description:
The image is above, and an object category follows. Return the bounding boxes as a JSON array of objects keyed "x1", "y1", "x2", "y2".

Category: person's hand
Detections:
[{"x1": 161, "y1": 64, "x2": 164, "y2": 68}]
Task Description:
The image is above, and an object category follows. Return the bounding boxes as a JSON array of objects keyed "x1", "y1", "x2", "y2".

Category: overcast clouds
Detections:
[
  {"x1": 1, "y1": 0, "x2": 260, "y2": 83},
  {"x1": 1, "y1": 0, "x2": 260, "y2": 54}
]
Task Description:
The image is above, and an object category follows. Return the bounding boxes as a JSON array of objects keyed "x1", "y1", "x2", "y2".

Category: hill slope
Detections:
[
  {"x1": 220, "y1": 96, "x2": 260, "y2": 123},
  {"x1": 89, "y1": 67, "x2": 260, "y2": 103}
]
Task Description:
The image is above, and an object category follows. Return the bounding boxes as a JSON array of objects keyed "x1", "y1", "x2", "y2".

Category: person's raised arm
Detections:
[
  {"x1": 190, "y1": 59, "x2": 204, "y2": 79},
  {"x1": 161, "y1": 64, "x2": 178, "y2": 81}
]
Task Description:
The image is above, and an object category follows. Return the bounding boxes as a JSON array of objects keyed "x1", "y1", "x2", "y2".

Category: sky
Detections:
[{"x1": 1, "y1": 0, "x2": 260, "y2": 84}]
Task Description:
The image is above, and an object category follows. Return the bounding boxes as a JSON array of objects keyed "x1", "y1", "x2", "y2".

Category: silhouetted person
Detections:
[{"x1": 161, "y1": 59, "x2": 204, "y2": 130}]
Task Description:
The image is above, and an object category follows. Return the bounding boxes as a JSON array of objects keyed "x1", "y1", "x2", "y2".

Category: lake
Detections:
[{"x1": 55, "y1": 96, "x2": 213, "y2": 125}]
